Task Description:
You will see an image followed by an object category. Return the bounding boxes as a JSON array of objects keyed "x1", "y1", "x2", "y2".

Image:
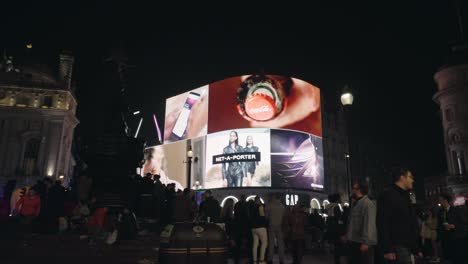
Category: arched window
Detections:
[{"x1": 23, "y1": 138, "x2": 40, "y2": 176}]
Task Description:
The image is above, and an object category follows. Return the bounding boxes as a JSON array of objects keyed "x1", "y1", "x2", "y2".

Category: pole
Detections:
[
  {"x1": 343, "y1": 105, "x2": 353, "y2": 202},
  {"x1": 187, "y1": 157, "x2": 192, "y2": 189}
]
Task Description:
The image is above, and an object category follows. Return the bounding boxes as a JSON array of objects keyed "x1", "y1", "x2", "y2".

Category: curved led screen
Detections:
[{"x1": 151, "y1": 74, "x2": 324, "y2": 191}]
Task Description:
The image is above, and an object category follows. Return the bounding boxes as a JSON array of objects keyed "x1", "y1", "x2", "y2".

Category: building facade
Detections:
[
  {"x1": 426, "y1": 47, "x2": 468, "y2": 205},
  {"x1": 322, "y1": 94, "x2": 390, "y2": 202},
  {"x1": 0, "y1": 53, "x2": 79, "y2": 190}
]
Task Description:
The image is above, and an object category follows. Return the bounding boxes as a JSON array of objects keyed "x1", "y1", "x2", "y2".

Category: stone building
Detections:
[
  {"x1": 425, "y1": 46, "x2": 468, "y2": 205},
  {"x1": 0, "y1": 52, "x2": 78, "y2": 190}
]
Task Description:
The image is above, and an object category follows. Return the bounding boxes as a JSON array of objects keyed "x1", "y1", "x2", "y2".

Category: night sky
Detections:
[{"x1": 3, "y1": 1, "x2": 466, "y2": 181}]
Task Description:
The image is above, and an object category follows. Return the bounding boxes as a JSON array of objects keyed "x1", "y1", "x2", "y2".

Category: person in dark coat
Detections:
[
  {"x1": 376, "y1": 167, "x2": 422, "y2": 263},
  {"x1": 198, "y1": 190, "x2": 220, "y2": 222},
  {"x1": 438, "y1": 193, "x2": 468, "y2": 264}
]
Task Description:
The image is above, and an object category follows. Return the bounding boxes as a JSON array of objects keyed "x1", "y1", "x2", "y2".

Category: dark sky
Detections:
[{"x1": 3, "y1": 1, "x2": 466, "y2": 178}]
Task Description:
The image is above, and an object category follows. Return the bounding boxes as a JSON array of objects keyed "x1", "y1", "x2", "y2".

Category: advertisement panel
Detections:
[
  {"x1": 141, "y1": 140, "x2": 189, "y2": 191},
  {"x1": 190, "y1": 136, "x2": 206, "y2": 190},
  {"x1": 204, "y1": 128, "x2": 271, "y2": 189},
  {"x1": 208, "y1": 75, "x2": 321, "y2": 137},
  {"x1": 270, "y1": 129, "x2": 324, "y2": 190},
  {"x1": 164, "y1": 85, "x2": 208, "y2": 143}
]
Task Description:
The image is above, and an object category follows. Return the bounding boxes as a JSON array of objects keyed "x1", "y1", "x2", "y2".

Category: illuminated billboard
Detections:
[
  {"x1": 142, "y1": 141, "x2": 190, "y2": 191},
  {"x1": 164, "y1": 85, "x2": 208, "y2": 143},
  {"x1": 154, "y1": 74, "x2": 324, "y2": 191},
  {"x1": 271, "y1": 129, "x2": 324, "y2": 190},
  {"x1": 208, "y1": 75, "x2": 321, "y2": 137},
  {"x1": 204, "y1": 128, "x2": 271, "y2": 189}
]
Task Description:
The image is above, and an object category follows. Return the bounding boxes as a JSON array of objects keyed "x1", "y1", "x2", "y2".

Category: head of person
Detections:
[
  {"x1": 205, "y1": 190, "x2": 212, "y2": 198},
  {"x1": 44, "y1": 178, "x2": 53, "y2": 188},
  {"x1": 351, "y1": 182, "x2": 369, "y2": 200},
  {"x1": 28, "y1": 188, "x2": 37, "y2": 197},
  {"x1": 391, "y1": 166, "x2": 414, "y2": 191},
  {"x1": 183, "y1": 188, "x2": 192, "y2": 197},
  {"x1": 254, "y1": 195, "x2": 262, "y2": 205},
  {"x1": 438, "y1": 193, "x2": 452, "y2": 209},
  {"x1": 168, "y1": 183, "x2": 176, "y2": 191},
  {"x1": 154, "y1": 174, "x2": 161, "y2": 181},
  {"x1": 328, "y1": 193, "x2": 341, "y2": 204},
  {"x1": 246, "y1": 135, "x2": 253, "y2": 147},
  {"x1": 239, "y1": 194, "x2": 246, "y2": 202},
  {"x1": 224, "y1": 198, "x2": 234, "y2": 210},
  {"x1": 229, "y1": 130, "x2": 239, "y2": 145}
]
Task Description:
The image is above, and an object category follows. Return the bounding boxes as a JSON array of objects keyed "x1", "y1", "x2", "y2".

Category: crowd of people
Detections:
[{"x1": 0, "y1": 166, "x2": 467, "y2": 264}]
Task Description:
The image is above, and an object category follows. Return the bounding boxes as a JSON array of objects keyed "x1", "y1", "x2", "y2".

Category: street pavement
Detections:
[{"x1": 0, "y1": 231, "x2": 333, "y2": 264}]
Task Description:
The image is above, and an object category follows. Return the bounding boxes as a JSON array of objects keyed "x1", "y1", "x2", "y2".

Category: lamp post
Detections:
[
  {"x1": 340, "y1": 85, "x2": 354, "y2": 202},
  {"x1": 186, "y1": 147, "x2": 193, "y2": 188}
]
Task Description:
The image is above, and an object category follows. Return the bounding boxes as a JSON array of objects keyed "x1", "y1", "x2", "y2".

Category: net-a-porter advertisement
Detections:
[
  {"x1": 204, "y1": 128, "x2": 271, "y2": 189},
  {"x1": 208, "y1": 75, "x2": 322, "y2": 137},
  {"x1": 141, "y1": 140, "x2": 190, "y2": 191},
  {"x1": 164, "y1": 85, "x2": 209, "y2": 143},
  {"x1": 270, "y1": 129, "x2": 324, "y2": 190}
]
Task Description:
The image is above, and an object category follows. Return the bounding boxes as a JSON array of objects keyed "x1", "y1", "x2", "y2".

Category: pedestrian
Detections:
[
  {"x1": 376, "y1": 166, "x2": 422, "y2": 263},
  {"x1": 346, "y1": 182, "x2": 377, "y2": 264},
  {"x1": 437, "y1": 193, "x2": 468, "y2": 264},
  {"x1": 265, "y1": 193, "x2": 286, "y2": 264}
]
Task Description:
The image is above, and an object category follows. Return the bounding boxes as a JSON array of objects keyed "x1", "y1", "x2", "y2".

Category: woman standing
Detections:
[
  {"x1": 250, "y1": 196, "x2": 268, "y2": 264},
  {"x1": 244, "y1": 135, "x2": 259, "y2": 187},
  {"x1": 421, "y1": 208, "x2": 439, "y2": 262}
]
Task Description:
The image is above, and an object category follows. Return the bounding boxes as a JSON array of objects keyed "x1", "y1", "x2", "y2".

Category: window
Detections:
[
  {"x1": 43, "y1": 95, "x2": 53, "y2": 108},
  {"x1": 23, "y1": 138, "x2": 40, "y2": 176},
  {"x1": 457, "y1": 151, "x2": 466, "y2": 175},
  {"x1": 16, "y1": 94, "x2": 29, "y2": 106},
  {"x1": 445, "y1": 108, "x2": 454, "y2": 122}
]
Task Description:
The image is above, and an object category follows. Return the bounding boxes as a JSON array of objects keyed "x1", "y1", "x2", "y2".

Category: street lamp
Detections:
[
  {"x1": 186, "y1": 147, "x2": 193, "y2": 188},
  {"x1": 341, "y1": 85, "x2": 354, "y2": 202}
]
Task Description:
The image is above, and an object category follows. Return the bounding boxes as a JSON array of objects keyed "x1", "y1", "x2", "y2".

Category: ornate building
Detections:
[
  {"x1": 0, "y1": 52, "x2": 79, "y2": 189},
  {"x1": 425, "y1": 46, "x2": 468, "y2": 205}
]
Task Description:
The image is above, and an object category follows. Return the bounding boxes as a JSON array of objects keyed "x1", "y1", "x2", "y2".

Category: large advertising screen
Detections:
[
  {"x1": 164, "y1": 85, "x2": 209, "y2": 143},
  {"x1": 204, "y1": 128, "x2": 271, "y2": 189},
  {"x1": 270, "y1": 129, "x2": 324, "y2": 190},
  {"x1": 141, "y1": 140, "x2": 190, "y2": 191},
  {"x1": 208, "y1": 75, "x2": 321, "y2": 137}
]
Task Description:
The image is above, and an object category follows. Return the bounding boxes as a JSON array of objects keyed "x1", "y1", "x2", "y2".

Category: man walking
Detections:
[
  {"x1": 377, "y1": 167, "x2": 422, "y2": 263},
  {"x1": 346, "y1": 182, "x2": 377, "y2": 264},
  {"x1": 265, "y1": 193, "x2": 286, "y2": 264}
]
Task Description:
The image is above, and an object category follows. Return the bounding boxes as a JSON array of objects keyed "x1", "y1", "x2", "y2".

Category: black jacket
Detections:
[
  {"x1": 377, "y1": 184, "x2": 420, "y2": 254},
  {"x1": 438, "y1": 206, "x2": 468, "y2": 241}
]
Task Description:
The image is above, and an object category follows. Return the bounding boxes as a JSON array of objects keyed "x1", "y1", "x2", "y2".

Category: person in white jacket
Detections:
[{"x1": 346, "y1": 182, "x2": 377, "y2": 264}]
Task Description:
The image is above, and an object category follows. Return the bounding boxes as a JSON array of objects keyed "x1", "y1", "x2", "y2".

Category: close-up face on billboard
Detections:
[
  {"x1": 270, "y1": 129, "x2": 324, "y2": 190},
  {"x1": 204, "y1": 128, "x2": 271, "y2": 189},
  {"x1": 164, "y1": 85, "x2": 208, "y2": 143},
  {"x1": 208, "y1": 75, "x2": 321, "y2": 137},
  {"x1": 141, "y1": 141, "x2": 189, "y2": 191}
]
